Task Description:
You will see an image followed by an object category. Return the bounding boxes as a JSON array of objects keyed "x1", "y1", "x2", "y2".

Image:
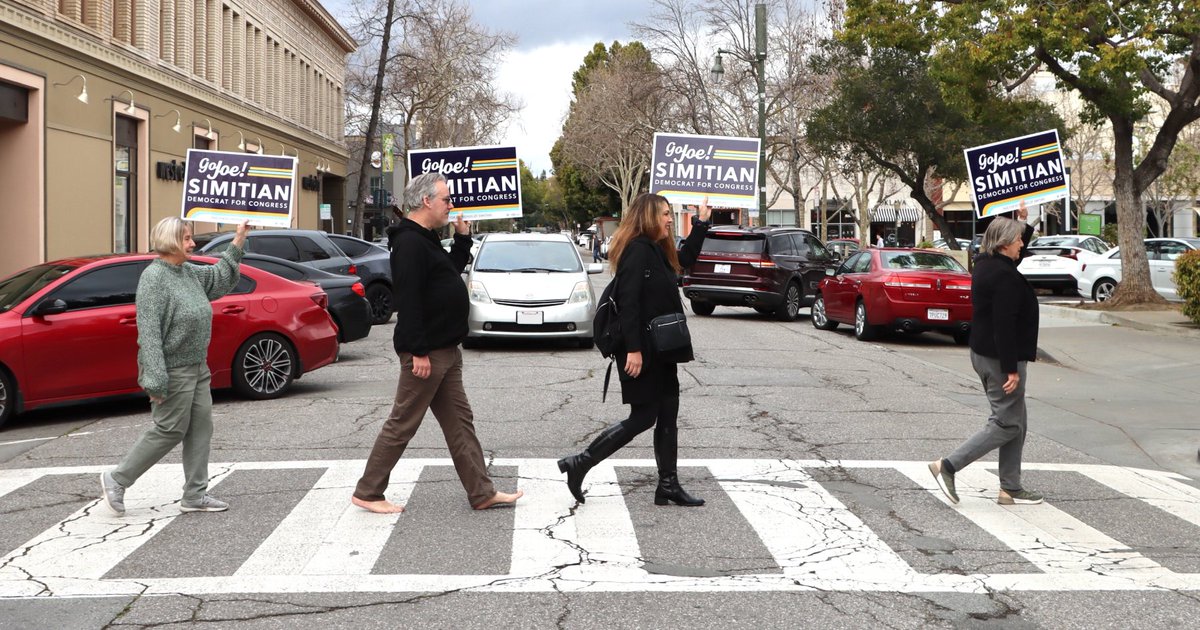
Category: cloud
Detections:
[{"x1": 470, "y1": 0, "x2": 645, "y2": 48}]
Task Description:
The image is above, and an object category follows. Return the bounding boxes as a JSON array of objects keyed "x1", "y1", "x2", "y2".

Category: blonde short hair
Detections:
[{"x1": 150, "y1": 217, "x2": 190, "y2": 255}]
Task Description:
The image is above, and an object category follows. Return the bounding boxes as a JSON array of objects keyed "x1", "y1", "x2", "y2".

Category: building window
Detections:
[{"x1": 114, "y1": 116, "x2": 139, "y2": 253}]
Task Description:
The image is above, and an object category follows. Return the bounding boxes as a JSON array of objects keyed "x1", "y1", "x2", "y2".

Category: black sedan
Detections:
[
  {"x1": 327, "y1": 234, "x2": 394, "y2": 325},
  {"x1": 240, "y1": 254, "x2": 372, "y2": 343}
]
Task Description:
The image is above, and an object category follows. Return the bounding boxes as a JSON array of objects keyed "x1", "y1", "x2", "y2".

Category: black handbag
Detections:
[{"x1": 648, "y1": 312, "x2": 692, "y2": 358}]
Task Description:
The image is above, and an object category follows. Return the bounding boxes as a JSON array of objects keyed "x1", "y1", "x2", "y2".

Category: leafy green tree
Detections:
[
  {"x1": 844, "y1": 0, "x2": 1200, "y2": 304},
  {"x1": 806, "y1": 42, "x2": 1062, "y2": 247}
]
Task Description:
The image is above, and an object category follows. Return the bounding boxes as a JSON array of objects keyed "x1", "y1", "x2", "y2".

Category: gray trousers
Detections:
[
  {"x1": 946, "y1": 351, "x2": 1029, "y2": 491},
  {"x1": 112, "y1": 363, "x2": 213, "y2": 502}
]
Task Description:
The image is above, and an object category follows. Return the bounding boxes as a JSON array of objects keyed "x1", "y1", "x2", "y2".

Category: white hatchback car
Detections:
[
  {"x1": 464, "y1": 233, "x2": 603, "y2": 347},
  {"x1": 1077, "y1": 237, "x2": 1200, "y2": 302},
  {"x1": 1017, "y1": 235, "x2": 1111, "y2": 296}
]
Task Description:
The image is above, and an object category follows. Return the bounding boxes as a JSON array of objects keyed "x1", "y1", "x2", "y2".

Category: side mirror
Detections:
[
  {"x1": 587, "y1": 263, "x2": 604, "y2": 274},
  {"x1": 825, "y1": 268, "x2": 836, "y2": 277},
  {"x1": 31, "y1": 298, "x2": 68, "y2": 317}
]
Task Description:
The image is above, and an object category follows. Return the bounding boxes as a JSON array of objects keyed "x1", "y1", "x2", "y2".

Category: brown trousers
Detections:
[{"x1": 354, "y1": 346, "x2": 496, "y2": 506}]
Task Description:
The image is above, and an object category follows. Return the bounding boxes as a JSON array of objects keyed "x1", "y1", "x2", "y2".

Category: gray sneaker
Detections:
[
  {"x1": 998, "y1": 488, "x2": 1044, "y2": 505},
  {"x1": 100, "y1": 471, "x2": 125, "y2": 515},
  {"x1": 179, "y1": 495, "x2": 229, "y2": 513},
  {"x1": 928, "y1": 460, "x2": 959, "y2": 504}
]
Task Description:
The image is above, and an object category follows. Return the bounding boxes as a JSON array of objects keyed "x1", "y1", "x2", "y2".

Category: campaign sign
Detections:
[
  {"x1": 964, "y1": 129, "x2": 1067, "y2": 218},
  {"x1": 407, "y1": 145, "x2": 522, "y2": 220},
  {"x1": 182, "y1": 149, "x2": 297, "y2": 227},
  {"x1": 649, "y1": 133, "x2": 760, "y2": 209}
]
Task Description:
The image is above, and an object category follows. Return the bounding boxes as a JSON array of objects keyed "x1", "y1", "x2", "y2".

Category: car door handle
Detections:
[
  {"x1": 119, "y1": 315, "x2": 137, "y2": 325},
  {"x1": 221, "y1": 305, "x2": 246, "y2": 314}
]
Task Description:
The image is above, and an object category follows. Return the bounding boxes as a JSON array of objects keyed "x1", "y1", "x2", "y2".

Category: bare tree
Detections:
[{"x1": 559, "y1": 55, "x2": 668, "y2": 210}]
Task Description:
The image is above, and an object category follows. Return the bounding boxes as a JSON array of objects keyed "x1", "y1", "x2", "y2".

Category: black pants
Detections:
[{"x1": 619, "y1": 396, "x2": 679, "y2": 439}]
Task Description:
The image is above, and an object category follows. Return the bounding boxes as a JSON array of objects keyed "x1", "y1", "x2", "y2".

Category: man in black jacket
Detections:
[{"x1": 351, "y1": 172, "x2": 523, "y2": 513}]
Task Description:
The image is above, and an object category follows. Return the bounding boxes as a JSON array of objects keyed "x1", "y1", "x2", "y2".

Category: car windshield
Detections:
[
  {"x1": 0, "y1": 264, "x2": 77, "y2": 312},
  {"x1": 474, "y1": 240, "x2": 582, "y2": 273},
  {"x1": 701, "y1": 234, "x2": 764, "y2": 254},
  {"x1": 880, "y1": 251, "x2": 965, "y2": 272}
]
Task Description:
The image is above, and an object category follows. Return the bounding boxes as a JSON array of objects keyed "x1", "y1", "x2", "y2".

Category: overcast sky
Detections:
[{"x1": 322, "y1": 0, "x2": 648, "y2": 173}]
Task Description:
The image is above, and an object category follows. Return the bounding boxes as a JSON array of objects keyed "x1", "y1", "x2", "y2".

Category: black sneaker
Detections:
[{"x1": 928, "y1": 460, "x2": 959, "y2": 504}]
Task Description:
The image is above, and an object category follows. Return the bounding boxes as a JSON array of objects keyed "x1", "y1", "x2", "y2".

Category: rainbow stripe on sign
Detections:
[
  {"x1": 1021, "y1": 143, "x2": 1059, "y2": 160},
  {"x1": 472, "y1": 158, "x2": 517, "y2": 171},
  {"x1": 712, "y1": 149, "x2": 758, "y2": 162},
  {"x1": 247, "y1": 166, "x2": 295, "y2": 179},
  {"x1": 656, "y1": 190, "x2": 756, "y2": 205},
  {"x1": 979, "y1": 184, "x2": 1068, "y2": 217}
]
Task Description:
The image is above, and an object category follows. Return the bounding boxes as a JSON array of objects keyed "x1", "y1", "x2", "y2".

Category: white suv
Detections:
[{"x1": 1077, "y1": 237, "x2": 1200, "y2": 302}]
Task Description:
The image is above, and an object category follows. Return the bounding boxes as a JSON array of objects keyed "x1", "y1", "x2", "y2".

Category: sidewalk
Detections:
[{"x1": 1040, "y1": 303, "x2": 1200, "y2": 339}]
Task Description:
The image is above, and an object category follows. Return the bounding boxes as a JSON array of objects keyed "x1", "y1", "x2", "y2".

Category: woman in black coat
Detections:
[
  {"x1": 929, "y1": 203, "x2": 1044, "y2": 507},
  {"x1": 558, "y1": 193, "x2": 711, "y2": 506}
]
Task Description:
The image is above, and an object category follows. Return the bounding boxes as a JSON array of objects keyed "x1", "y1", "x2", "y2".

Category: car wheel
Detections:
[
  {"x1": 1093, "y1": 278, "x2": 1118, "y2": 302},
  {"x1": 690, "y1": 300, "x2": 716, "y2": 316},
  {"x1": 366, "y1": 283, "x2": 393, "y2": 325},
  {"x1": 578, "y1": 336, "x2": 595, "y2": 349},
  {"x1": 854, "y1": 301, "x2": 878, "y2": 341},
  {"x1": 810, "y1": 294, "x2": 838, "y2": 331},
  {"x1": 0, "y1": 368, "x2": 15, "y2": 429},
  {"x1": 952, "y1": 329, "x2": 970, "y2": 346},
  {"x1": 232, "y1": 333, "x2": 296, "y2": 400},
  {"x1": 776, "y1": 282, "x2": 802, "y2": 321}
]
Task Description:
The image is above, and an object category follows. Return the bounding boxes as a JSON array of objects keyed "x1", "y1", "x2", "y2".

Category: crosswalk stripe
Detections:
[
  {"x1": 710, "y1": 460, "x2": 921, "y2": 590},
  {"x1": 299, "y1": 461, "x2": 420, "y2": 576},
  {"x1": 1, "y1": 459, "x2": 1199, "y2": 596},
  {"x1": 897, "y1": 464, "x2": 1168, "y2": 579}
]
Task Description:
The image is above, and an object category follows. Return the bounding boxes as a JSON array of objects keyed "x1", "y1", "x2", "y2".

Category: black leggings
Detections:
[{"x1": 620, "y1": 396, "x2": 679, "y2": 437}]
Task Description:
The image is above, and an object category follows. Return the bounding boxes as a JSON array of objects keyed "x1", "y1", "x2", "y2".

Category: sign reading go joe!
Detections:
[
  {"x1": 964, "y1": 129, "x2": 1068, "y2": 218},
  {"x1": 649, "y1": 132, "x2": 761, "y2": 209},
  {"x1": 181, "y1": 149, "x2": 298, "y2": 227},
  {"x1": 407, "y1": 145, "x2": 522, "y2": 221}
]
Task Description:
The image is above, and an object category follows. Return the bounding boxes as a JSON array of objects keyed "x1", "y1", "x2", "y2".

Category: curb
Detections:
[{"x1": 1040, "y1": 304, "x2": 1200, "y2": 339}]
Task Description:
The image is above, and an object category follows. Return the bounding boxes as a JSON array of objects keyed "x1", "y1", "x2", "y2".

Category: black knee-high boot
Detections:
[
  {"x1": 653, "y1": 426, "x2": 704, "y2": 506},
  {"x1": 557, "y1": 424, "x2": 636, "y2": 504}
]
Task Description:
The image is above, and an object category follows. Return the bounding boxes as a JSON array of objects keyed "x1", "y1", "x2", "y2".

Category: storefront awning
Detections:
[{"x1": 870, "y1": 204, "x2": 923, "y2": 222}]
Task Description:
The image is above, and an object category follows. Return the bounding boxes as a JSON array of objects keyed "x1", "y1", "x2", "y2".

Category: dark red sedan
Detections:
[
  {"x1": 0, "y1": 254, "x2": 340, "y2": 428},
  {"x1": 811, "y1": 248, "x2": 973, "y2": 344}
]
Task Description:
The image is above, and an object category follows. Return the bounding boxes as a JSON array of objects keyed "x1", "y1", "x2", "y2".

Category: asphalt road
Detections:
[{"x1": 1, "y1": 278, "x2": 1199, "y2": 629}]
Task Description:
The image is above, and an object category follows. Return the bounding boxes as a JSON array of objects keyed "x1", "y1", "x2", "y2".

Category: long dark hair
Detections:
[{"x1": 608, "y1": 193, "x2": 680, "y2": 273}]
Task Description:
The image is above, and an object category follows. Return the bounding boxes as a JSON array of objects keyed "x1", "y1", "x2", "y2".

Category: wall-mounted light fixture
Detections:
[
  {"x1": 254, "y1": 137, "x2": 264, "y2": 155},
  {"x1": 234, "y1": 130, "x2": 246, "y2": 151},
  {"x1": 114, "y1": 89, "x2": 136, "y2": 114},
  {"x1": 200, "y1": 119, "x2": 214, "y2": 139},
  {"x1": 154, "y1": 109, "x2": 182, "y2": 133},
  {"x1": 53, "y1": 74, "x2": 89, "y2": 104}
]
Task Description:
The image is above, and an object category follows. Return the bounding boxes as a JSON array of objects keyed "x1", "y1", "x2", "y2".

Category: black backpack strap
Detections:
[{"x1": 602, "y1": 358, "x2": 614, "y2": 403}]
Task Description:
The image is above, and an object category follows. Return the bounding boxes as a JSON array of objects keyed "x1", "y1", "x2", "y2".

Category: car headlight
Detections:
[
  {"x1": 568, "y1": 281, "x2": 591, "y2": 304},
  {"x1": 468, "y1": 280, "x2": 492, "y2": 304}
]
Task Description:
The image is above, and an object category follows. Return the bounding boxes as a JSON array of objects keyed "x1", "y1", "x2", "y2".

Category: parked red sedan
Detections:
[
  {"x1": 0, "y1": 254, "x2": 340, "y2": 428},
  {"x1": 811, "y1": 248, "x2": 972, "y2": 344}
]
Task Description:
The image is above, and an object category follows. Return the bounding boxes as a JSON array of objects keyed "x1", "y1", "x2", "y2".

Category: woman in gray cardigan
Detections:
[{"x1": 100, "y1": 217, "x2": 248, "y2": 515}]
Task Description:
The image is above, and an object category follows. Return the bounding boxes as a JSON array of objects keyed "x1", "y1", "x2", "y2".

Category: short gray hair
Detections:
[
  {"x1": 981, "y1": 217, "x2": 1024, "y2": 256},
  {"x1": 150, "y1": 217, "x2": 189, "y2": 255},
  {"x1": 405, "y1": 172, "x2": 447, "y2": 210}
]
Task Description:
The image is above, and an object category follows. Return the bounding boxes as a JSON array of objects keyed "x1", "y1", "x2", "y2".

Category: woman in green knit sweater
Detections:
[{"x1": 100, "y1": 217, "x2": 248, "y2": 516}]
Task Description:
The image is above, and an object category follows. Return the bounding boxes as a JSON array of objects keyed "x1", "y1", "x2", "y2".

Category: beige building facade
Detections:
[{"x1": 0, "y1": 0, "x2": 355, "y2": 277}]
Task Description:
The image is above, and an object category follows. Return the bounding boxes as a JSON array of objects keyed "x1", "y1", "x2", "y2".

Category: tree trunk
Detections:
[
  {"x1": 1108, "y1": 119, "x2": 1166, "y2": 306},
  {"x1": 353, "y1": 0, "x2": 397, "y2": 238}
]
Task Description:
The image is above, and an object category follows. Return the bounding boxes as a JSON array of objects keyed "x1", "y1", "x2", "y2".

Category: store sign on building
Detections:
[
  {"x1": 964, "y1": 129, "x2": 1067, "y2": 218},
  {"x1": 181, "y1": 149, "x2": 297, "y2": 227},
  {"x1": 649, "y1": 132, "x2": 760, "y2": 209},
  {"x1": 156, "y1": 160, "x2": 187, "y2": 182},
  {"x1": 407, "y1": 145, "x2": 522, "y2": 220}
]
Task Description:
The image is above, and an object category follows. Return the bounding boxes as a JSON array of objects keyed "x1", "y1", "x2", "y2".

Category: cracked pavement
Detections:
[{"x1": 1, "y1": 297, "x2": 1200, "y2": 628}]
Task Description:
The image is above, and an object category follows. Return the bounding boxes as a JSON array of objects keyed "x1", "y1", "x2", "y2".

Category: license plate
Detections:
[
  {"x1": 1038, "y1": 259, "x2": 1052, "y2": 267},
  {"x1": 714, "y1": 263, "x2": 731, "y2": 274},
  {"x1": 516, "y1": 310, "x2": 543, "y2": 325},
  {"x1": 927, "y1": 308, "x2": 949, "y2": 321}
]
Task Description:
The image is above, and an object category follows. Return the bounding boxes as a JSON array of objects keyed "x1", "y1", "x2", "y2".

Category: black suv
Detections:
[{"x1": 682, "y1": 226, "x2": 839, "y2": 321}]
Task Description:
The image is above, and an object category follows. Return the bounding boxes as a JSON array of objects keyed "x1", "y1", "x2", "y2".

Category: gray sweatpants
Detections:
[
  {"x1": 111, "y1": 363, "x2": 213, "y2": 502},
  {"x1": 946, "y1": 351, "x2": 1028, "y2": 492}
]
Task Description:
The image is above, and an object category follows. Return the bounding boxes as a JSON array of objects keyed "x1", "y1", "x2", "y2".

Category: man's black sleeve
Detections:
[{"x1": 448, "y1": 232, "x2": 472, "y2": 272}]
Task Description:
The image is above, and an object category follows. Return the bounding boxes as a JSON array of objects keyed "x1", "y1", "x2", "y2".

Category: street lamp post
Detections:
[{"x1": 712, "y1": 1, "x2": 767, "y2": 227}]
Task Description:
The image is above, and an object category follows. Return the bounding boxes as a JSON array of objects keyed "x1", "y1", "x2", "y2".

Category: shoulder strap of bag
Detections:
[{"x1": 602, "y1": 358, "x2": 614, "y2": 403}]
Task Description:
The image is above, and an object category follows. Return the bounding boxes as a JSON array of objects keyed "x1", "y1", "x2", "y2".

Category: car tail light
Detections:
[
  {"x1": 351, "y1": 282, "x2": 365, "y2": 297},
  {"x1": 348, "y1": 264, "x2": 358, "y2": 275},
  {"x1": 884, "y1": 280, "x2": 932, "y2": 288},
  {"x1": 311, "y1": 292, "x2": 328, "y2": 309},
  {"x1": 748, "y1": 257, "x2": 776, "y2": 268},
  {"x1": 945, "y1": 283, "x2": 971, "y2": 291},
  {"x1": 1062, "y1": 251, "x2": 1078, "y2": 260}
]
